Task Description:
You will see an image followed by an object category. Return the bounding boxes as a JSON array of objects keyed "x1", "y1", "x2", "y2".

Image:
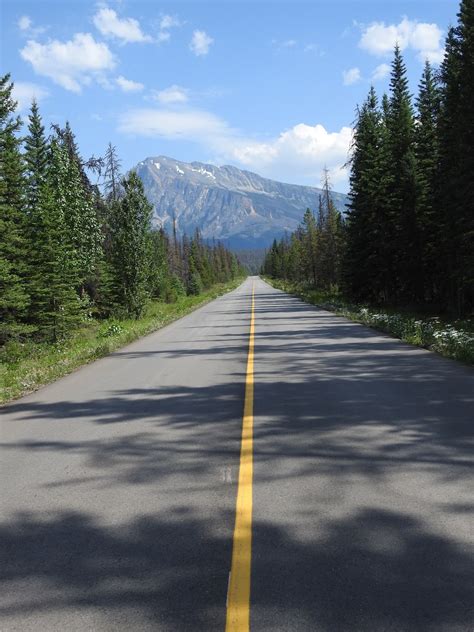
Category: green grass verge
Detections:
[
  {"x1": 263, "y1": 277, "x2": 474, "y2": 366},
  {"x1": 0, "y1": 278, "x2": 245, "y2": 404}
]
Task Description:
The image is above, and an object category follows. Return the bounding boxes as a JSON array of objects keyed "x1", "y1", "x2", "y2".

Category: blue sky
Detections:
[{"x1": 1, "y1": 0, "x2": 459, "y2": 192}]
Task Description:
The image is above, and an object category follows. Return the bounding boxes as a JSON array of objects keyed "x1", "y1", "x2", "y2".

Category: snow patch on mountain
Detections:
[{"x1": 191, "y1": 166, "x2": 216, "y2": 180}]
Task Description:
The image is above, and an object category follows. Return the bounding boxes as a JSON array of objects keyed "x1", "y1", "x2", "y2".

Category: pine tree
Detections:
[
  {"x1": 456, "y1": 0, "x2": 474, "y2": 312},
  {"x1": 437, "y1": 26, "x2": 464, "y2": 313},
  {"x1": 24, "y1": 99, "x2": 49, "y2": 213},
  {"x1": 27, "y1": 139, "x2": 82, "y2": 341},
  {"x1": 415, "y1": 61, "x2": 441, "y2": 303},
  {"x1": 318, "y1": 169, "x2": 344, "y2": 290},
  {"x1": 103, "y1": 142, "x2": 122, "y2": 203},
  {"x1": 51, "y1": 126, "x2": 103, "y2": 291},
  {"x1": 109, "y1": 171, "x2": 153, "y2": 318},
  {"x1": 0, "y1": 74, "x2": 30, "y2": 342},
  {"x1": 386, "y1": 46, "x2": 420, "y2": 304},
  {"x1": 301, "y1": 208, "x2": 318, "y2": 286},
  {"x1": 345, "y1": 88, "x2": 383, "y2": 301}
]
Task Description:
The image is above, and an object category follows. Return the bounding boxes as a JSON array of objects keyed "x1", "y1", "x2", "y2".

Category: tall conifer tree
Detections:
[
  {"x1": 24, "y1": 99, "x2": 49, "y2": 213},
  {"x1": 109, "y1": 171, "x2": 153, "y2": 318},
  {"x1": 415, "y1": 61, "x2": 441, "y2": 303},
  {"x1": 386, "y1": 46, "x2": 420, "y2": 303},
  {"x1": 28, "y1": 139, "x2": 82, "y2": 341},
  {"x1": 0, "y1": 75, "x2": 30, "y2": 342}
]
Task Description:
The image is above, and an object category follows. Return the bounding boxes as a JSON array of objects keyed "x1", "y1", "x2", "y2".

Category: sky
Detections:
[{"x1": 0, "y1": 0, "x2": 460, "y2": 192}]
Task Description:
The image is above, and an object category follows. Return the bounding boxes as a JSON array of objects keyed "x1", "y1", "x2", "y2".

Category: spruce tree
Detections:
[
  {"x1": 24, "y1": 99, "x2": 49, "y2": 213},
  {"x1": 103, "y1": 142, "x2": 122, "y2": 203},
  {"x1": 28, "y1": 139, "x2": 82, "y2": 341},
  {"x1": 0, "y1": 74, "x2": 30, "y2": 342},
  {"x1": 318, "y1": 169, "x2": 344, "y2": 290},
  {"x1": 437, "y1": 26, "x2": 464, "y2": 313},
  {"x1": 345, "y1": 88, "x2": 382, "y2": 301},
  {"x1": 456, "y1": 0, "x2": 474, "y2": 312},
  {"x1": 51, "y1": 127, "x2": 103, "y2": 292},
  {"x1": 386, "y1": 46, "x2": 420, "y2": 304},
  {"x1": 109, "y1": 171, "x2": 153, "y2": 318},
  {"x1": 415, "y1": 61, "x2": 441, "y2": 303},
  {"x1": 148, "y1": 228, "x2": 171, "y2": 299},
  {"x1": 302, "y1": 208, "x2": 318, "y2": 286}
]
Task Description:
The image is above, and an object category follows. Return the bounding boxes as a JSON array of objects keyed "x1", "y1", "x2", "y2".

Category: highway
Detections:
[{"x1": 1, "y1": 276, "x2": 473, "y2": 631}]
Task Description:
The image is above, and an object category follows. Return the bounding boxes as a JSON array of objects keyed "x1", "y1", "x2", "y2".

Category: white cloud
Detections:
[
  {"x1": 371, "y1": 63, "x2": 390, "y2": 81},
  {"x1": 156, "y1": 14, "x2": 182, "y2": 44},
  {"x1": 20, "y1": 33, "x2": 116, "y2": 92},
  {"x1": 421, "y1": 48, "x2": 445, "y2": 65},
  {"x1": 17, "y1": 15, "x2": 46, "y2": 37},
  {"x1": 343, "y1": 67, "x2": 361, "y2": 86},
  {"x1": 118, "y1": 108, "x2": 231, "y2": 140},
  {"x1": 190, "y1": 30, "x2": 213, "y2": 56},
  {"x1": 359, "y1": 17, "x2": 444, "y2": 64},
  {"x1": 12, "y1": 81, "x2": 49, "y2": 111},
  {"x1": 116, "y1": 75, "x2": 144, "y2": 92},
  {"x1": 228, "y1": 123, "x2": 353, "y2": 187},
  {"x1": 118, "y1": 106, "x2": 352, "y2": 188},
  {"x1": 152, "y1": 85, "x2": 189, "y2": 104},
  {"x1": 93, "y1": 6, "x2": 151, "y2": 44},
  {"x1": 160, "y1": 15, "x2": 181, "y2": 30},
  {"x1": 282, "y1": 39, "x2": 297, "y2": 48},
  {"x1": 18, "y1": 15, "x2": 32, "y2": 31}
]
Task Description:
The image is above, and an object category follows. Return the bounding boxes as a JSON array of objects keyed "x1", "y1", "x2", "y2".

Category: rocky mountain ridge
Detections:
[{"x1": 135, "y1": 155, "x2": 348, "y2": 249}]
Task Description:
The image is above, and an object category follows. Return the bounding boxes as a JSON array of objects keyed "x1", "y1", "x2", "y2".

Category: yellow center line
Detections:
[{"x1": 226, "y1": 281, "x2": 255, "y2": 632}]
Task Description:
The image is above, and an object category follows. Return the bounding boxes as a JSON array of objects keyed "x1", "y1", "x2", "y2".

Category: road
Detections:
[{"x1": 1, "y1": 276, "x2": 473, "y2": 631}]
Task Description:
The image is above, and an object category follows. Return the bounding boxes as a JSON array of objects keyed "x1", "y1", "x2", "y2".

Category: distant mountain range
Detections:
[{"x1": 134, "y1": 156, "x2": 348, "y2": 249}]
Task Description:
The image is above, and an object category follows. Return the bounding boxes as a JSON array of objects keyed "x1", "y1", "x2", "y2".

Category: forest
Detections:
[
  {"x1": 0, "y1": 77, "x2": 243, "y2": 349},
  {"x1": 263, "y1": 0, "x2": 473, "y2": 319}
]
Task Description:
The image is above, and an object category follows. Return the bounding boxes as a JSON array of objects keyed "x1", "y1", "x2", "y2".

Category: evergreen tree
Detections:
[
  {"x1": 27, "y1": 139, "x2": 82, "y2": 341},
  {"x1": 437, "y1": 1, "x2": 474, "y2": 313},
  {"x1": 386, "y1": 46, "x2": 420, "y2": 303},
  {"x1": 318, "y1": 169, "x2": 344, "y2": 290},
  {"x1": 415, "y1": 61, "x2": 441, "y2": 303},
  {"x1": 345, "y1": 88, "x2": 383, "y2": 301},
  {"x1": 0, "y1": 74, "x2": 30, "y2": 342},
  {"x1": 457, "y1": 0, "x2": 474, "y2": 311},
  {"x1": 301, "y1": 208, "x2": 318, "y2": 286},
  {"x1": 103, "y1": 142, "x2": 122, "y2": 203},
  {"x1": 109, "y1": 171, "x2": 153, "y2": 318},
  {"x1": 24, "y1": 99, "x2": 49, "y2": 213},
  {"x1": 148, "y1": 228, "x2": 170, "y2": 298},
  {"x1": 437, "y1": 26, "x2": 464, "y2": 313},
  {"x1": 51, "y1": 126, "x2": 103, "y2": 291}
]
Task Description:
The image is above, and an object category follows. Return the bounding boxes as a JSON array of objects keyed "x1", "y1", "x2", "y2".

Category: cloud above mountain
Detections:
[{"x1": 118, "y1": 106, "x2": 352, "y2": 188}]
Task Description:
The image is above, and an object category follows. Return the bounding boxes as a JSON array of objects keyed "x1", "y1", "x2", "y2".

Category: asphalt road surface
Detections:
[{"x1": 1, "y1": 276, "x2": 473, "y2": 631}]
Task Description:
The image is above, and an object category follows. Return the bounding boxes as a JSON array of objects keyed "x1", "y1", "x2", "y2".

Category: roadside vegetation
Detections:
[
  {"x1": 0, "y1": 277, "x2": 243, "y2": 404},
  {"x1": 264, "y1": 278, "x2": 474, "y2": 365},
  {"x1": 263, "y1": 1, "x2": 473, "y2": 365}
]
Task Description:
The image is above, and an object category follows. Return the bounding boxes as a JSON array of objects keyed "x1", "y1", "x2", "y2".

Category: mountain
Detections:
[{"x1": 134, "y1": 156, "x2": 348, "y2": 249}]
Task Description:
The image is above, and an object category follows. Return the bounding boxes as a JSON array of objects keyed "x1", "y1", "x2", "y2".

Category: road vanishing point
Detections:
[{"x1": 1, "y1": 277, "x2": 473, "y2": 631}]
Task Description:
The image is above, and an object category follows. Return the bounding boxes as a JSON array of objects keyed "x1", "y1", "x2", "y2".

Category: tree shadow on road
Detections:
[{"x1": 0, "y1": 506, "x2": 472, "y2": 631}]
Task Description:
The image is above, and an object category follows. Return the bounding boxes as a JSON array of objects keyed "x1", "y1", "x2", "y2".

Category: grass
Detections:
[
  {"x1": 263, "y1": 277, "x2": 474, "y2": 366},
  {"x1": 0, "y1": 278, "x2": 245, "y2": 404}
]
